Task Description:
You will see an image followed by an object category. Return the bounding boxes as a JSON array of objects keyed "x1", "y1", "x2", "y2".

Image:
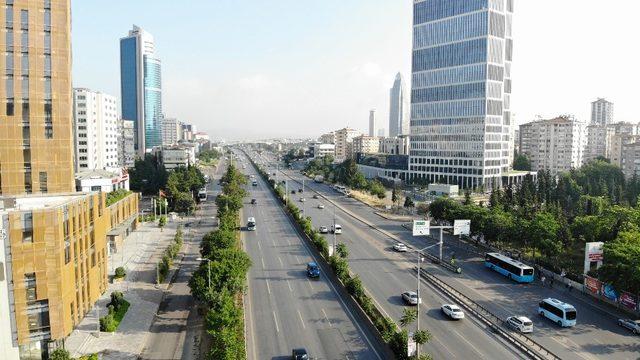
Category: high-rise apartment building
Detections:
[
  {"x1": 120, "y1": 25, "x2": 163, "y2": 156},
  {"x1": 584, "y1": 124, "x2": 614, "y2": 163},
  {"x1": 388, "y1": 72, "x2": 408, "y2": 137},
  {"x1": 590, "y1": 98, "x2": 614, "y2": 126},
  {"x1": 334, "y1": 127, "x2": 361, "y2": 162},
  {"x1": 607, "y1": 122, "x2": 639, "y2": 167},
  {"x1": 73, "y1": 89, "x2": 119, "y2": 171},
  {"x1": 0, "y1": 0, "x2": 74, "y2": 196},
  {"x1": 519, "y1": 116, "x2": 586, "y2": 174},
  {"x1": 118, "y1": 119, "x2": 135, "y2": 168},
  {"x1": 161, "y1": 116, "x2": 182, "y2": 146},
  {"x1": 621, "y1": 141, "x2": 640, "y2": 179},
  {"x1": 368, "y1": 109, "x2": 376, "y2": 137},
  {"x1": 408, "y1": 0, "x2": 514, "y2": 189}
]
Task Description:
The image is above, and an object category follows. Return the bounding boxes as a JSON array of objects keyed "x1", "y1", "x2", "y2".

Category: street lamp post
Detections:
[
  {"x1": 413, "y1": 243, "x2": 439, "y2": 358},
  {"x1": 333, "y1": 203, "x2": 337, "y2": 255}
]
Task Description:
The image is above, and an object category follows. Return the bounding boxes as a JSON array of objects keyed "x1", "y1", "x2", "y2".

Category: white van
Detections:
[{"x1": 332, "y1": 224, "x2": 342, "y2": 234}]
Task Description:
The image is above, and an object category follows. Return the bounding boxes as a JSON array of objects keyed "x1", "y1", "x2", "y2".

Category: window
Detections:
[
  {"x1": 43, "y1": 8, "x2": 50, "y2": 31},
  {"x1": 22, "y1": 102, "x2": 28, "y2": 123},
  {"x1": 20, "y1": 53, "x2": 28, "y2": 75},
  {"x1": 6, "y1": 29, "x2": 13, "y2": 51},
  {"x1": 43, "y1": 32, "x2": 50, "y2": 54},
  {"x1": 5, "y1": 4, "x2": 12, "y2": 28},
  {"x1": 25, "y1": 272, "x2": 36, "y2": 301},
  {"x1": 5, "y1": 52, "x2": 13, "y2": 74},
  {"x1": 64, "y1": 240, "x2": 71, "y2": 264},
  {"x1": 21, "y1": 212, "x2": 33, "y2": 243},
  {"x1": 38, "y1": 171, "x2": 46, "y2": 193},
  {"x1": 24, "y1": 170, "x2": 32, "y2": 193},
  {"x1": 19, "y1": 9, "x2": 27, "y2": 30},
  {"x1": 20, "y1": 31, "x2": 27, "y2": 53},
  {"x1": 44, "y1": 54, "x2": 51, "y2": 76}
]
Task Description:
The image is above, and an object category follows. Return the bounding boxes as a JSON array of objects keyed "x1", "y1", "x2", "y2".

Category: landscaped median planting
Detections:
[
  {"x1": 157, "y1": 225, "x2": 184, "y2": 283},
  {"x1": 247, "y1": 153, "x2": 429, "y2": 360},
  {"x1": 99, "y1": 291, "x2": 130, "y2": 332}
]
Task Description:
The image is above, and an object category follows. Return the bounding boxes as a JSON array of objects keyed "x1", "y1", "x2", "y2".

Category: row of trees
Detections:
[
  {"x1": 429, "y1": 160, "x2": 640, "y2": 293},
  {"x1": 157, "y1": 225, "x2": 184, "y2": 283},
  {"x1": 189, "y1": 164, "x2": 251, "y2": 360},
  {"x1": 198, "y1": 149, "x2": 222, "y2": 165},
  {"x1": 305, "y1": 157, "x2": 387, "y2": 199}
]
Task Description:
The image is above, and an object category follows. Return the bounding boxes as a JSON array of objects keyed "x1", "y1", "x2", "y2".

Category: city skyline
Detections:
[{"x1": 71, "y1": 1, "x2": 640, "y2": 140}]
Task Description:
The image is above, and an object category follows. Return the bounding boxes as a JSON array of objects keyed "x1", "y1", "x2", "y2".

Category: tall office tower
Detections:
[
  {"x1": 409, "y1": 0, "x2": 514, "y2": 189},
  {"x1": 120, "y1": 25, "x2": 163, "y2": 157},
  {"x1": 0, "y1": 0, "x2": 74, "y2": 195},
  {"x1": 591, "y1": 98, "x2": 614, "y2": 126},
  {"x1": 388, "y1": 72, "x2": 408, "y2": 137},
  {"x1": 73, "y1": 89, "x2": 119, "y2": 171},
  {"x1": 368, "y1": 109, "x2": 376, "y2": 137},
  {"x1": 161, "y1": 116, "x2": 182, "y2": 146}
]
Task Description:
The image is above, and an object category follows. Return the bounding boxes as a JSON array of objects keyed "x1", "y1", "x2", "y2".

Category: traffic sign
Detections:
[
  {"x1": 453, "y1": 219, "x2": 471, "y2": 235},
  {"x1": 413, "y1": 220, "x2": 430, "y2": 236}
]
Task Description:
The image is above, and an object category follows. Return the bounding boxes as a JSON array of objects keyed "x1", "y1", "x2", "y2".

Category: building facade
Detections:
[
  {"x1": 381, "y1": 135, "x2": 410, "y2": 155},
  {"x1": 334, "y1": 128, "x2": 360, "y2": 161},
  {"x1": 120, "y1": 25, "x2": 163, "y2": 156},
  {"x1": 519, "y1": 116, "x2": 586, "y2": 174},
  {"x1": 368, "y1": 109, "x2": 376, "y2": 137},
  {"x1": 408, "y1": 0, "x2": 514, "y2": 189},
  {"x1": 156, "y1": 145, "x2": 196, "y2": 170},
  {"x1": 608, "y1": 122, "x2": 639, "y2": 167},
  {"x1": 73, "y1": 89, "x2": 119, "y2": 171},
  {"x1": 389, "y1": 72, "x2": 409, "y2": 137},
  {"x1": 590, "y1": 98, "x2": 613, "y2": 126},
  {"x1": 118, "y1": 120, "x2": 135, "y2": 169},
  {"x1": 309, "y1": 143, "x2": 335, "y2": 159},
  {"x1": 584, "y1": 124, "x2": 613, "y2": 163},
  {"x1": 318, "y1": 132, "x2": 335, "y2": 144},
  {"x1": 352, "y1": 135, "x2": 380, "y2": 155},
  {"x1": 0, "y1": 0, "x2": 74, "y2": 196},
  {"x1": 75, "y1": 169, "x2": 130, "y2": 192},
  {"x1": 161, "y1": 116, "x2": 181, "y2": 146},
  {"x1": 622, "y1": 141, "x2": 640, "y2": 179}
]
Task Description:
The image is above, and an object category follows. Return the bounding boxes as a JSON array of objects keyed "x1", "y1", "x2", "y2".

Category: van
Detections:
[{"x1": 538, "y1": 298, "x2": 576, "y2": 327}]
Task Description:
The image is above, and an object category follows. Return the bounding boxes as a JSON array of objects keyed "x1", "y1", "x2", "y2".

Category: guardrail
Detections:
[{"x1": 416, "y1": 266, "x2": 561, "y2": 360}]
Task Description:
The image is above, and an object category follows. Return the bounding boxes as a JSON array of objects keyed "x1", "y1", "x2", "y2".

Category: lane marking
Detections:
[
  {"x1": 257, "y1": 240, "x2": 262, "y2": 251},
  {"x1": 306, "y1": 278, "x2": 315, "y2": 291},
  {"x1": 278, "y1": 256, "x2": 284, "y2": 267},
  {"x1": 452, "y1": 328, "x2": 485, "y2": 358},
  {"x1": 287, "y1": 279, "x2": 293, "y2": 292},
  {"x1": 272, "y1": 238, "x2": 276, "y2": 247},
  {"x1": 297, "y1": 309, "x2": 306, "y2": 329},
  {"x1": 266, "y1": 279, "x2": 271, "y2": 294},
  {"x1": 272, "y1": 311, "x2": 280, "y2": 332},
  {"x1": 261, "y1": 257, "x2": 265, "y2": 269},
  {"x1": 322, "y1": 308, "x2": 333, "y2": 327}
]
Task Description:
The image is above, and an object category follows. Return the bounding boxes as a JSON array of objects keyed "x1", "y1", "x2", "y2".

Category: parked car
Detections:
[
  {"x1": 317, "y1": 203, "x2": 325, "y2": 209},
  {"x1": 291, "y1": 190, "x2": 296, "y2": 194},
  {"x1": 306, "y1": 262, "x2": 320, "y2": 278},
  {"x1": 292, "y1": 348, "x2": 309, "y2": 360},
  {"x1": 318, "y1": 226, "x2": 329, "y2": 234},
  {"x1": 299, "y1": 197, "x2": 306, "y2": 202},
  {"x1": 441, "y1": 304, "x2": 465, "y2": 320},
  {"x1": 313, "y1": 194, "x2": 319, "y2": 199},
  {"x1": 393, "y1": 242, "x2": 408, "y2": 252},
  {"x1": 251, "y1": 198, "x2": 257, "y2": 205},
  {"x1": 401, "y1": 291, "x2": 421, "y2": 305},
  {"x1": 506, "y1": 316, "x2": 533, "y2": 333},
  {"x1": 618, "y1": 318, "x2": 640, "y2": 334},
  {"x1": 298, "y1": 188, "x2": 304, "y2": 193}
]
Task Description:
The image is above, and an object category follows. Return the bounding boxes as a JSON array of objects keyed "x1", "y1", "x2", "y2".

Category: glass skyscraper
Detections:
[
  {"x1": 120, "y1": 25, "x2": 163, "y2": 156},
  {"x1": 389, "y1": 72, "x2": 408, "y2": 137},
  {"x1": 409, "y1": 0, "x2": 514, "y2": 190}
]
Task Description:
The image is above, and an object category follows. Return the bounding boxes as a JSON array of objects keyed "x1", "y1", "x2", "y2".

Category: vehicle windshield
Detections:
[
  {"x1": 523, "y1": 268, "x2": 534, "y2": 276},
  {"x1": 452, "y1": 308, "x2": 462, "y2": 312},
  {"x1": 565, "y1": 310, "x2": 577, "y2": 320},
  {"x1": 523, "y1": 321, "x2": 533, "y2": 326}
]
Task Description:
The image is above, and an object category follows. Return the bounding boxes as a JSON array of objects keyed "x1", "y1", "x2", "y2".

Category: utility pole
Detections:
[{"x1": 333, "y1": 203, "x2": 337, "y2": 255}]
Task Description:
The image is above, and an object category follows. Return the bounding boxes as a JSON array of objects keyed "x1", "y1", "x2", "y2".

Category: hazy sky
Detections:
[{"x1": 72, "y1": 1, "x2": 640, "y2": 141}]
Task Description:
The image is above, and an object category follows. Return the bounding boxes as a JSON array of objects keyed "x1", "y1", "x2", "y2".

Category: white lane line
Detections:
[
  {"x1": 432, "y1": 337, "x2": 456, "y2": 358},
  {"x1": 278, "y1": 256, "x2": 284, "y2": 267},
  {"x1": 272, "y1": 238, "x2": 276, "y2": 247},
  {"x1": 306, "y1": 278, "x2": 315, "y2": 291},
  {"x1": 287, "y1": 279, "x2": 293, "y2": 292},
  {"x1": 297, "y1": 309, "x2": 306, "y2": 329},
  {"x1": 261, "y1": 257, "x2": 265, "y2": 269},
  {"x1": 257, "y1": 240, "x2": 262, "y2": 251},
  {"x1": 321, "y1": 308, "x2": 333, "y2": 327},
  {"x1": 452, "y1": 329, "x2": 485, "y2": 358},
  {"x1": 266, "y1": 279, "x2": 271, "y2": 294},
  {"x1": 272, "y1": 311, "x2": 280, "y2": 332}
]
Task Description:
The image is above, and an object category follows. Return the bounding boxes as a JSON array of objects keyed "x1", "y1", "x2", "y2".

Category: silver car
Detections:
[
  {"x1": 401, "y1": 291, "x2": 421, "y2": 305},
  {"x1": 393, "y1": 242, "x2": 408, "y2": 252},
  {"x1": 618, "y1": 318, "x2": 640, "y2": 334}
]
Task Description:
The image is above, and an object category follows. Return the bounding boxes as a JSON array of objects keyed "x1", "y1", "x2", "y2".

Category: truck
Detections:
[{"x1": 314, "y1": 175, "x2": 324, "y2": 183}]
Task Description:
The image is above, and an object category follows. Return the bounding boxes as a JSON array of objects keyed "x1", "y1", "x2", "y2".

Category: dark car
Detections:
[
  {"x1": 251, "y1": 198, "x2": 257, "y2": 205},
  {"x1": 298, "y1": 188, "x2": 304, "y2": 193},
  {"x1": 292, "y1": 348, "x2": 309, "y2": 360},
  {"x1": 291, "y1": 190, "x2": 296, "y2": 194},
  {"x1": 306, "y1": 262, "x2": 320, "y2": 278}
]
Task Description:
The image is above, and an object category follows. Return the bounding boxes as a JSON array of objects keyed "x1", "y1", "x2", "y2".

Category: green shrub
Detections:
[
  {"x1": 49, "y1": 348, "x2": 72, "y2": 360},
  {"x1": 99, "y1": 313, "x2": 117, "y2": 332},
  {"x1": 114, "y1": 266, "x2": 126, "y2": 279},
  {"x1": 345, "y1": 275, "x2": 364, "y2": 299}
]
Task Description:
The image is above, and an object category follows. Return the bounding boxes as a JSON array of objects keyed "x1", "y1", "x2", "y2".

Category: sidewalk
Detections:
[{"x1": 65, "y1": 219, "x2": 181, "y2": 359}]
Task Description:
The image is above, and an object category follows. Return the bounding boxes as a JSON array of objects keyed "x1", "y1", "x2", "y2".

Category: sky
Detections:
[{"x1": 71, "y1": 1, "x2": 640, "y2": 141}]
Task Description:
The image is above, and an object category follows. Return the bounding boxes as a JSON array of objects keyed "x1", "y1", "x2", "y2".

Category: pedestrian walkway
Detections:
[{"x1": 65, "y1": 219, "x2": 182, "y2": 360}]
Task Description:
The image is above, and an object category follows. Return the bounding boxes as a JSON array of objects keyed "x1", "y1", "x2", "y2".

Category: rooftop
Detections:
[{"x1": 0, "y1": 193, "x2": 94, "y2": 213}]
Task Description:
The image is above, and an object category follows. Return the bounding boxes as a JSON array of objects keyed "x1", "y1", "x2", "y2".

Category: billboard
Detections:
[
  {"x1": 412, "y1": 220, "x2": 430, "y2": 236},
  {"x1": 453, "y1": 220, "x2": 471, "y2": 235},
  {"x1": 584, "y1": 275, "x2": 601, "y2": 295},
  {"x1": 584, "y1": 242, "x2": 604, "y2": 274}
]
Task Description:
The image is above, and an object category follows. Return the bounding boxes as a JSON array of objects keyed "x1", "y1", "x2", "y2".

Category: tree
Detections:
[
  {"x1": 404, "y1": 196, "x2": 415, "y2": 208},
  {"x1": 399, "y1": 308, "x2": 417, "y2": 328},
  {"x1": 173, "y1": 192, "x2": 196, "y2": 214},
  {"x1": 599, "y1": 230, "x2": 640, "y2": 294},
  {"x1": 158, "y1": 215, "x2": 167, "y2": 230},
  {"x1": 392, "y1": 188, "x2": 400, "y2": 206},
  {"x1": 413, "y1": 330, "x2": 432, "y2": 349},
  {"x1": 336, "y1": 243, "x2": 349, "y2": 259},
  {"x1": 513, "y1": 152, "x2": 531, "y2": 171},
  {"x1": 526, "y1": 212, "x2": 562, "y2": 259},
  {"x1": 129, "y1": 154, "x2": 168, "y2": 195},
  {"x1": 49, "y1": 349, "x2": 72, "y2": 360},
  {"x1": 369, "y1": 180, "x2": 387, "y2": 199}
]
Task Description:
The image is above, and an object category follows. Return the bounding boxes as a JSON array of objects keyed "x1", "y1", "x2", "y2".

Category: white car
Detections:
[
  {"x1": 318, "y1": 203, "x2": 325, "y2": 209},
  {"x1": 506, "y1": 316, "x2": 533, "y2": 333},
  {"x1": 318, "y1": 226, "x2": 329, "y2": 234},
  {"x1": 441, "y1": 304, "x2": 465, "y2": 320},
  {"x1": 401, "y1": 291, "x2": 421, "y2": 305},
  {"x1": 299, "y1": 198, "x2": 306, "y2": 202},
  {"x1": 393, "y1": 242, "x2": 408, "y2": 252},
  {"x1": 331, "y1": 224, "x2": 342, "y2": 234}
]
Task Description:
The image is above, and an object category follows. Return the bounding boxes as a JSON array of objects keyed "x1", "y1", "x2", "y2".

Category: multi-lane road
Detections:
[
  {"x1": 266, "y1": 158, "x2": 640, "y2": 360},
  {"x1": 239, "y1": 154, "x2": 383, "y2": 359}
]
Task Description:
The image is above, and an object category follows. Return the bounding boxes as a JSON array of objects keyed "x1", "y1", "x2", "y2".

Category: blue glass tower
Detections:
[
  {"x1": 409, "y1": 0, "x2": 514, "y2": 190},
  {"x1": 120, "y1": 25, "x2": 163, "y2": 155}
]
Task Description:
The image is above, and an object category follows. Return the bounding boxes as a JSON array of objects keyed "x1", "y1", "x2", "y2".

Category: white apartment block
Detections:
[
  {"x1": 352, "y1": 135, "x2": 380, "y2": 156},
  {"x1": 162, "y1": 117, "x2": 182, "y2": 146},
  {"x1": 381, "y1": 135, "x2": 410, "y2": 155},
  {"x1": 622, "y1": 141, "x2": 640, "y2": 179},
  {"x1": 607, "y1": 122, "x2": 639, "y2": 167},
  {"x1": 334, "y1": 128, "x2": 361, "y2": 161},
  {"x1": 73, "y1": 88, "x2": 120, "y2": 171},
  {"x1": 519, "y1": 116, "x2": 586, "y2": 174},
  {"x1": 584, "y1": 124, "x2": 614, "y2": 163},
  {"x1": 119, "y1": 119, "x2": 135, "y2": 168},
  {"x1": 591, "y1": 98, "x2": 614, "y2": 126},
  {"x1": 309, "y1": 143, "x2": 335, "y2": 159}
]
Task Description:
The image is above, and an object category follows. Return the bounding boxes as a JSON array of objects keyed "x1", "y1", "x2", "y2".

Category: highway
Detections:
[
  {"x1": 239, "y1": 154, "x2": 382, "y2": 360},
  {"x1": 271, "y1": 161, "x2": 640, "y2": 360}
]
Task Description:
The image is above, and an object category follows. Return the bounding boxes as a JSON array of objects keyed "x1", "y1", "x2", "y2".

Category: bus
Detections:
[
  {"x1": 198, "y1": 189, "x2": 207, "y2": 202},
  {"x1": 247, "y1": 217, "x2": 256, "y2": 231},
  {"x1": 484, "y1": 252, "x2": 534, "y2": 283},
  {"x1": 538, "y1": 298, "x2": 577, "y2": 327}
]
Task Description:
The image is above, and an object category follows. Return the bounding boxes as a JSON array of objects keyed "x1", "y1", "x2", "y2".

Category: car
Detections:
[
  {"x1": 393, "y1": 242, "x2": 408, "y2": 252},
  {"x1": 306, "y1": 262, "x2": 320, "y2": 278},
  {"x1": 506, "y1": 316, "x2": 533, "y2": 333},
  {"x1": 618, "y1": 318, "x2": 640, "y2": 334},
  {"x1": 441, "y1": 304, "x2": 465, "y2": 320},
  {"x1": 317, "y1": 203, "x2": 325, "y2": 209},
  {"x1": 252, "y1": 180, "x2": 258, "y2": 186},
  {"x1": 313, "y1": 194, "x2": 319, "y2": 199},
  {"x1": 401, "y1": 291, "x2": 421, "y2": 305},
  {"x1": 299, "y1": 197, "x2": 306, "y2": 202},
  {"x1": 251, "y1": 198, "x2": 257, "y2": 205},
  {"x1": 298, "y1": 188, "x2": 304, "y2": 193},
  {"x1": 331, "y1": 224, "x2": 342, "y2": 234},
  {"x1": 291, "y1": 190, "x2": 296, "y2": 194},
  {"x1": 292, "y1": 348, "x2": 309, "y2": 360},
  {"x1": 318, "y1": 226, "x2": 329, "y2": 234}
]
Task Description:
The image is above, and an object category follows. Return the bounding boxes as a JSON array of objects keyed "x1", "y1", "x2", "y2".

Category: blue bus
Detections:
[
  {"x1": 538, "y1": 298, "x2": 577, "y2": 327},
  {"x1": 484, "y1": 252, "x2": 534, "y2": 283}
]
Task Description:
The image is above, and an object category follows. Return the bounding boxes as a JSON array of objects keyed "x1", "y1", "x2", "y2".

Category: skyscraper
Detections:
[
  {"x1": 388, "y1": 73, "x2": 408, "y2": 137},
  {"x1": 120, "y1": 25, "x2": 163, "y2": 157},
  {"x1": 368, "y1": 109, "x2": 376, "y2": 137},
  {"x1": 409, "y1": 0, "x2": 514, "y2": 189},
  {"x1": 0, "y1": 0, "x2": 75, "y2": 195},
  {"x1": 590, "y1": 98, "x2": 613, "y2": 125}
]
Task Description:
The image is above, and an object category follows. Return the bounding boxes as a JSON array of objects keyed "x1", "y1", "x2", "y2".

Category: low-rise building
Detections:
[
  {"x1": 75, "y1": 169, "x2": 130, "y2": 192},
  {"x1": 352, "y1": 135, "x2": 380, "y2": 155},
  {"x1": 318, "y1": 132, "x2": 335, "y2": 144},
  {"x1": 156, "y1": 146, "x2": 197, "y2": 170},
  {"x1": 380, "y1": 135, "x2": 410, "y2": 155},
  {"x1": 309, "y1": 143, "x2": 335, "y2": 159}
]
